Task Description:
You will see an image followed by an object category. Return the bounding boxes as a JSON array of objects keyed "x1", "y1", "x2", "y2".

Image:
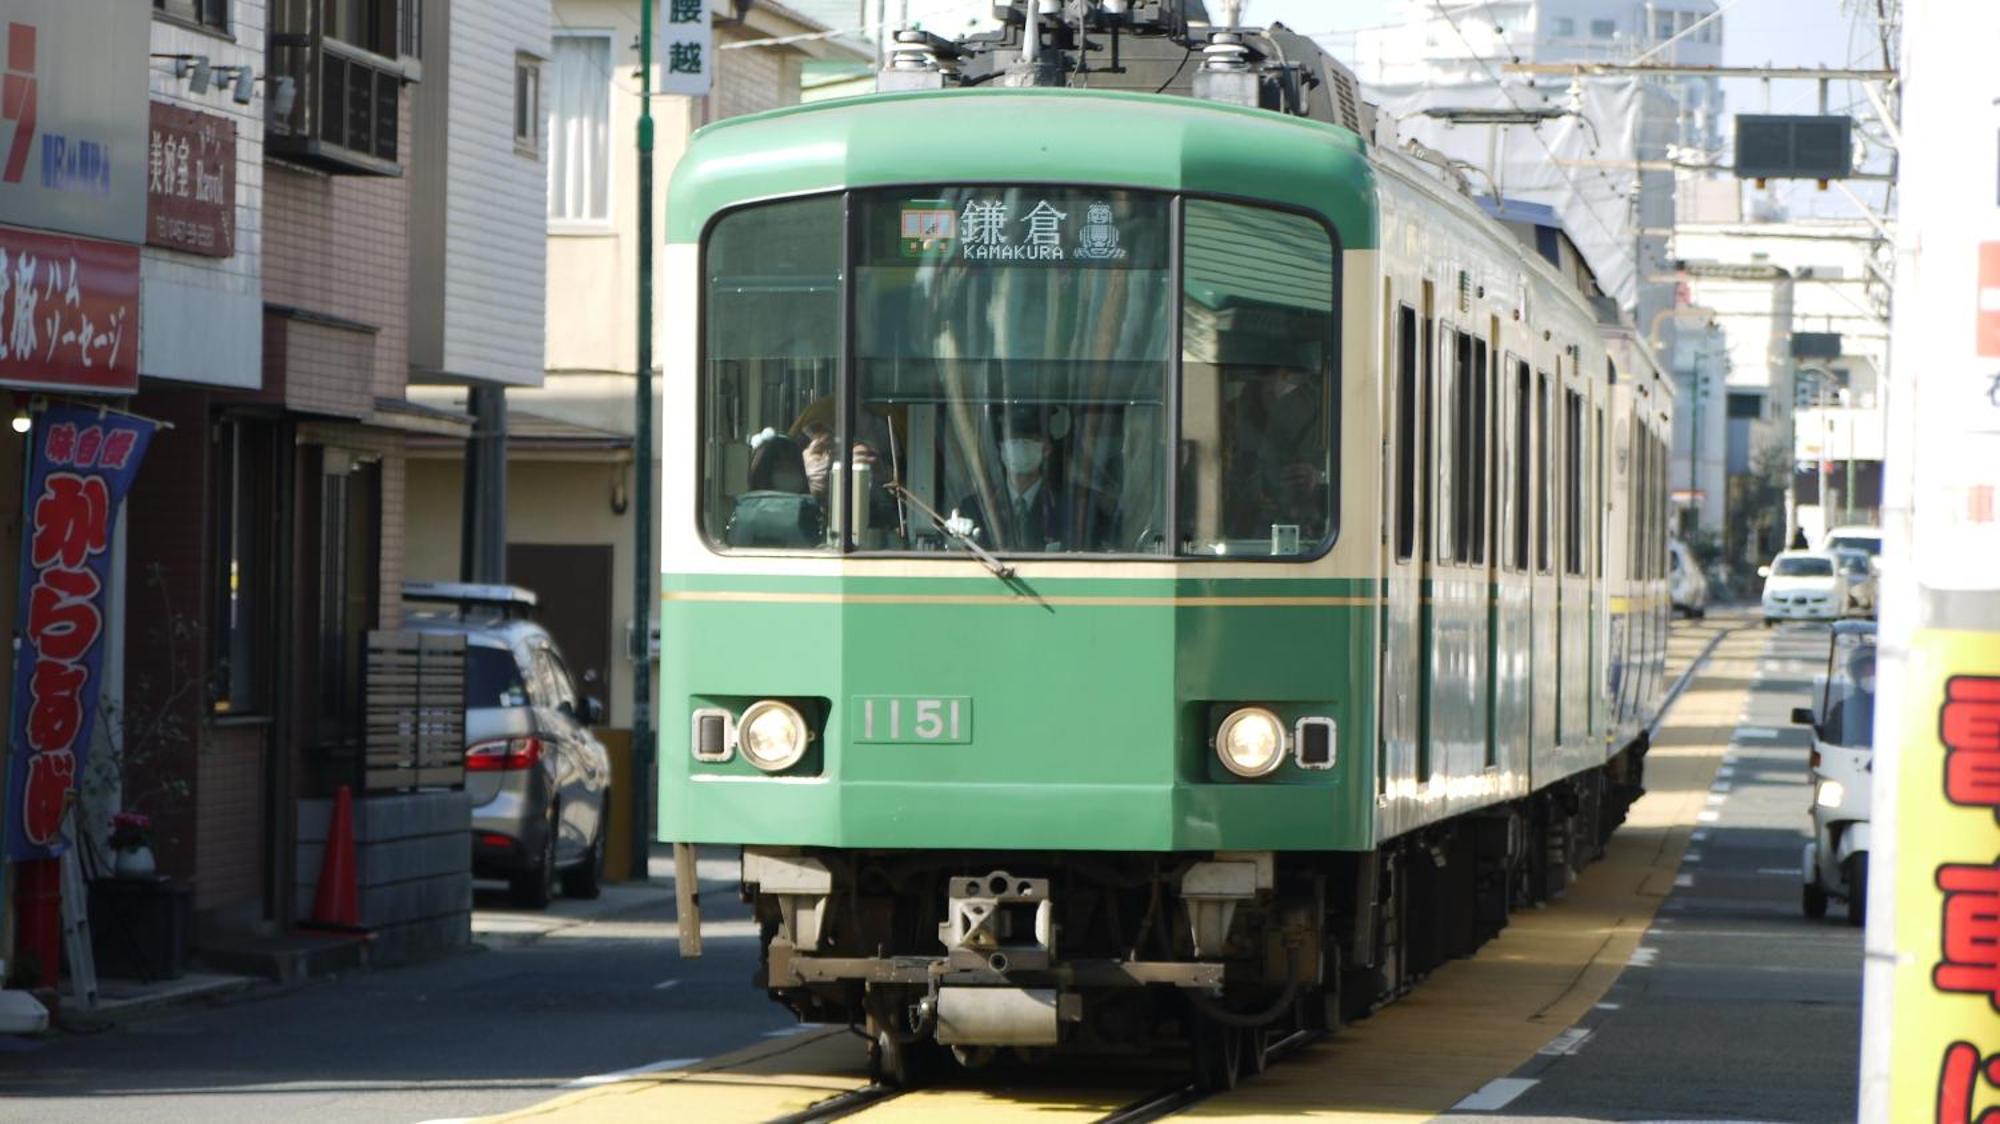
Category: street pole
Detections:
[
  {"x1": 629, "y1": 0, "x2": 656, "y2": 881},
  {"x1": 1688, "y1": 350, "x2": 1701, "y2": 535},
  {"x1": 1857, "y1": 0, "x2": 2000, "y2": 1116}
]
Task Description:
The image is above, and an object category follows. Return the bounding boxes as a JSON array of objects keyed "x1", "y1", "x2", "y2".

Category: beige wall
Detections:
[
  {"x1": 406, "y1": 454, "x2": 638, "y2": 727},
  {"x1": 544, "y1": 0, "x2": 827, "y2": 381}
]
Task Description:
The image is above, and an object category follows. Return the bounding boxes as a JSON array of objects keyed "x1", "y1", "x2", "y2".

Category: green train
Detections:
[{"x1": 659, "y1": 1, "x2": 1674, "y2": 1088}]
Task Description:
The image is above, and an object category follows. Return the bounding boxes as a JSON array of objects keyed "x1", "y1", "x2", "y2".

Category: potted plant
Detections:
[{"x1": 106, "y1": 811, "x2": 156, "y2": 879}]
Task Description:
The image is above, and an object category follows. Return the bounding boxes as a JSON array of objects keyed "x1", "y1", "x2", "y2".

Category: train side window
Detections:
[
  {"x1": 1453, "y1": 330, "x2": 1472, "y2": 564},
  {"x1": 1422, "y1": 316, "x2": 1436, "y2": 564},
  {"x1": 1440, "y1": 320, "x2": 1456, "y2": 564},
  {"x1": 1536, "y1": 370, "x2": 1550, "y2": 573},
  {"x1": 1512, "y1": 360, "x2": 1529, "y2": 570},
  {"x1": 1472, "y1": 337, "x2": 1488, "y2": 566},
  {"x1": 1564, "y1": 388, "x2": 1583, "y2": 575},
  {"x1": 1395, "y1": 305, "x2": 1417, "y2": 562},
  {"x1": 1595, "y1": 406, "x2": 1605, "y2": 579},
  {"x1": 1628, "y1": 414, "x2": 1642, "y2": 580}
]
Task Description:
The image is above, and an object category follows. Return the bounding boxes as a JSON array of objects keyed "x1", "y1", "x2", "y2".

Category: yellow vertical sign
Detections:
[{"x1": 1888, "y1": 629, "x2": 2000, "y2": 1122}]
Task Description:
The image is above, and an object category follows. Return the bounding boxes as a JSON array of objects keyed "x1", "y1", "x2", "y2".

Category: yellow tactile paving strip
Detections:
[
  {"x1": 480, "y1": 1028, "x2": 869, "y2": 1123},
  {"x1": 1194, "y1": 617, "x2": 1753, "y2": 1122},
  {"x1": 482, "y1": 617, "x2": 1751, "y2": 1124}
]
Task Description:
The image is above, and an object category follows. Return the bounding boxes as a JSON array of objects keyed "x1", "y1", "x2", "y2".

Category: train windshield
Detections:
[{"x1": 701, "y1": 189, "x2": 1337, "y2": 558}]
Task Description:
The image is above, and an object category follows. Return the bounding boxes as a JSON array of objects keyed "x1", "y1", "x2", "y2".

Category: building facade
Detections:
[{"x1": 406, "y1": 0, "x2": 863, "y2": 737}]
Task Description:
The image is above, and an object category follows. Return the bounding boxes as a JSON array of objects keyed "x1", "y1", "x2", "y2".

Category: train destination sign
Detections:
[{"x1": 879, "y1": 189, "x2": 1167, "y2": 269}]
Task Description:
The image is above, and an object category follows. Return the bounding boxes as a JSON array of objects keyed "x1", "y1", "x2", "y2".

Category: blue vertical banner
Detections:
[{"x1": 6, "y1": 405, "x2": 156, "y2": 860}]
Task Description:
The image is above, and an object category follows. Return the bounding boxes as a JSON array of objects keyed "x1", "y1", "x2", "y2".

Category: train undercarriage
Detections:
[{"x1": 741, "y1": 741, "x2": 1649, "y2": 1089}]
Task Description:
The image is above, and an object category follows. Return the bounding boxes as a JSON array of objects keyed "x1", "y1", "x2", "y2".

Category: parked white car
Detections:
[
  {"x1": 1668, "y1": 539, "x2": 1708, "y2": 618},
  {"x1": 1760, "y1": 551, "x2": 1850, "y2": 625}
]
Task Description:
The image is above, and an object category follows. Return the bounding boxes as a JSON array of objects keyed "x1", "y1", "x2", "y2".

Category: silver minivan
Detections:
[{"x1": 406, "y1": 583, "x2": 612, "y2": 908}]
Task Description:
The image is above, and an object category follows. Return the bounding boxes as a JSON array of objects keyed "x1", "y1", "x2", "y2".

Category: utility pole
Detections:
[
  {"x1": 1857, "y1": 0, "x2": 2000, "y2": 1118},
  {"x1": 629, "y1": 0, "x2": 656, "y2": 881}
]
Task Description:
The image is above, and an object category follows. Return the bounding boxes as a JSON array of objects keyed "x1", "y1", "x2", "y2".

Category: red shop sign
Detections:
[{"x1": 0, "y1": 224, "x2": 139, "y2": 394}]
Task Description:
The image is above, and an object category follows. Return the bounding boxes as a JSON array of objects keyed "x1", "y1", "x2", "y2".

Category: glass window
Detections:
[
  {"x1": 466, "y1": 647, "x2": 529, "y2": 709},
  {"x1": 1656, "y1": 13, "x2": 1676, "y2": 39},
  {"x1": 1775, "y1": 555, "x2": 1835, "y2": 577},
  {"x1": 1550, "y1": 16, "x2": 1575, "y2": 36},
  {"x1": 1472, "y1": 337, "x2": 1488, "y2": 565},
  {"x1": 209, "y1": 419, "x2": 278, "y2": 716},
  {"x1": 699, "y1": 190, "x2": 1336, "y2": 560},
  {"x1": 514, "y1": 54, "x2": 542, "y2": 156},
  {"x1": 1820, "y1": 636, "x2": 1875, "y2": 747},
  {"x1": 1512, "y1": 360, "x2": 1529, "y2": 570},
  {"x1": 856, "y1": 188, "x2": 1173, "y2": 555},
  {"x1": 154, "y1": 0, "x2": 229, "y2": 31},
  {"x1": 1180, "y1": 199, "x2": 1337, "y2": 556},
  {"x1": 1452, "y1": 331, "x2": 1471, "y2": 563},
  {"x1": 316, "y1": 451, "x2": 380, "y2": 747},
  {"x1": 701, "y1": 196, "x2": 842, "y2": 551},
  {"x1": 1394, "y1": 306, "x2": 1417, "y2": 561},
  {"x1": 1590, "y1": 18, "x2": 1616, "y2": 38},
  {"x1": 549, "y1": 34, "x2": 611, "y2": 222},
  {"x1": 1536, "y1": 371, "x2": 1550, "y2": 572},
  {"x1": 1565, "y1": 389, "x2": 1583, "y2": 575}
]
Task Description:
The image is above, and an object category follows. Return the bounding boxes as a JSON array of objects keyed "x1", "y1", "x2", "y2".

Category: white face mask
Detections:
[{"x1": 1000, "y1": 438, "x2": 1043, "y2": 475}]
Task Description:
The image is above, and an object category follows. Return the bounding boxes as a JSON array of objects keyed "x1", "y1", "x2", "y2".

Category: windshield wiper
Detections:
[{"x1": 884, "y1": 482, "x2": 1016, "y2": 582}]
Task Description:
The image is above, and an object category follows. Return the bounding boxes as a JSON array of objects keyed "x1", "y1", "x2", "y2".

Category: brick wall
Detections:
[
  {"x1": 196, "y1": 725, "x2": 267, "y2": 913},
  {"x1": 122, "y1": 391, "x2": 214, "y2": 890},
  {"x1": 263, "y1": 101, "x2": 414, "y2": 412}
]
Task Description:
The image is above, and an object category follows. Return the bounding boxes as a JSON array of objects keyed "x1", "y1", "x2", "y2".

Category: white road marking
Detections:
[
  {"x1": 763, "y1": 1024, "x2": 813, "y2": 1038},
  {"x1": 1674, "y1": 872, "x2": 1695, "y2": 888},
  {"x1": 1453, "y1": 1077, "x2": 1540, "y2": 1111},
  {"x1": 1691, "y1": 829, "x2": 1709, "y2": 842},
  {"x1": 1706, "y1": 792, "x2": 1728, "y2": 805},
  {"x1": 1756, "y1": 867, "x2": 1803, "y2": 877},
  {"x1": 1627, "y1": 946, "x2": 1660, "y2": 967},
  {"x1": 1595, "y1": 1002, "x2": 1623, "y2": 1010},
  {"x1": 563, "y1": 1057, "x2": 700, "y2": 1088},
  {"x1": 1684, "y1": 851, "x2": 1703, "y2": 864},
  {"x1": 1735, "y1": 727, "x2": 1781, "y2": 739},
  {"x1": 1697, "y1": 810, "x2": 1721, "y2": 822},
  {"x1": 652, "y1": 979, "x2": 681, "y2": 991},
  {"x1": 1538, "y1": 1027, "x2": 1595, "y2": 1056}
]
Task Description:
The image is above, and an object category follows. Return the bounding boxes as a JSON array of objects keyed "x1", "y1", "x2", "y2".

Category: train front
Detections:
[{"x1": 659, "y1": 89, "x2": 1379, "y2": 1073}]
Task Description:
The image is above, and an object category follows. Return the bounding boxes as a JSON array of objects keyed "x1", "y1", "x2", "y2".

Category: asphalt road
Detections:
[
  {"x1": 0, "y1": 850, "x2": 790, "y2": 1124},
  {"x1": 1450, "y1": 618, "x2": 1865, "y2": 1123},
  {"x1": 0, "y1": 618, "x2": 1869, "y2": 1124}
]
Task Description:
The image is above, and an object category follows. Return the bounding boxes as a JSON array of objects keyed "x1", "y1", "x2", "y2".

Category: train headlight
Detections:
[
  {"x1": 1215, "y1": 707, "x2": 1287, "y2": 778},
  {"x1": 738, "y1": 700, "x2": 810, "y2": 772}
]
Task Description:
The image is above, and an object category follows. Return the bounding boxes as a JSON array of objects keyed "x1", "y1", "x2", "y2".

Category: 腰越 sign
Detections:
[
  {"x1": 0, "y1": 223, "x2": 141, "y2": 393},
  {"x1": 658, "y1": 0, "x2": 713, "y2": 97},
  {"x1": 5, "y1": 405, "x2": 156, "y2": 861},
  {"x1": 0, "y1": 0, "x2": 149, "y2": 244},
  {"x1": 146, "y1": 102, "x2": 235, "y2": 258}
]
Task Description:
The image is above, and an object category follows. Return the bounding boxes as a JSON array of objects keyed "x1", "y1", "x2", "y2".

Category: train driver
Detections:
[{"x1": 946, "y1": 406, "x2": 1116, "y2": 553}]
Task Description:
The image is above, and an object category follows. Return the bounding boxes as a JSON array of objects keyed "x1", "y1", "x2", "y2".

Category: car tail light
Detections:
[
  {"x1": 478, "y1": 832, "x2": 514, "y2": 849},
  {"x1": 466, "y1": 737, "x2": 544, "y2": 772}
]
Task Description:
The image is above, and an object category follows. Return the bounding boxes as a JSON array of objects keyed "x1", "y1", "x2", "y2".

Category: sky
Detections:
[{"x1": 1245, "y1": 0, "x2": 1895, "y2": 219}]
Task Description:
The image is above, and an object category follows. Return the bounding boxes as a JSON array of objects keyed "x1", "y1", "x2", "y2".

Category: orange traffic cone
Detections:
[{"x1": 304, "y1": 785, "x2": 362, "y2": 931}]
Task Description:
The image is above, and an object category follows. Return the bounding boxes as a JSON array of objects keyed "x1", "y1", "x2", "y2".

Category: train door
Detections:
[
  {"x1": 1418, "y1": 305, "x2": 1444, "y2": 795},
  {"x1": 1382, "y1": 295, "x2": 1424, "y2": 813},
  {"x1": 1477, "y1": 328, "x2": 1497, "y2": 772},
  {"x1": 1531, "y1": 363, "x2": 1556, "y2": 782}
]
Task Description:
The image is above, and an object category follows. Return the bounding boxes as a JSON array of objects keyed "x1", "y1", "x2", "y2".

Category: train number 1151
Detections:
[{"x1": 853, "y1": 696, "x2": 972, "y2": 744}]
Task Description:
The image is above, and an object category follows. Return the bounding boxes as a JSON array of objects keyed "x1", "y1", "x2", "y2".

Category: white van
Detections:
[
  {"x1": 1819, "y1": 525, "x2": 1883, "y2": 560},
  {"x1": 1668, "y1": 539, "x2": 1708, "y2": 618}
]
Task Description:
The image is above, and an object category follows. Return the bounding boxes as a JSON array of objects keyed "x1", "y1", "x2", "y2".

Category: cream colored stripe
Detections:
[{"x1": 661, "y1": 591, "x2": 1379, "y2": 607}]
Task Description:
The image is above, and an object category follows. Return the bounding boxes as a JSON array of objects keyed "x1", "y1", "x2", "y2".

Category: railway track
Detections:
[{"x1": 768, "y1": 621, "x2": 1738, "y2": 1124}]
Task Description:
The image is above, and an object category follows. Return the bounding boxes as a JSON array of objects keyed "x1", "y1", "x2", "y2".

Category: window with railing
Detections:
[
  {"x1": 155, "y1": 0, "x2": 230, "y2": 33},
  {"x1": 267, "y1": 0, "x2": 413, "y2": 175}
]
